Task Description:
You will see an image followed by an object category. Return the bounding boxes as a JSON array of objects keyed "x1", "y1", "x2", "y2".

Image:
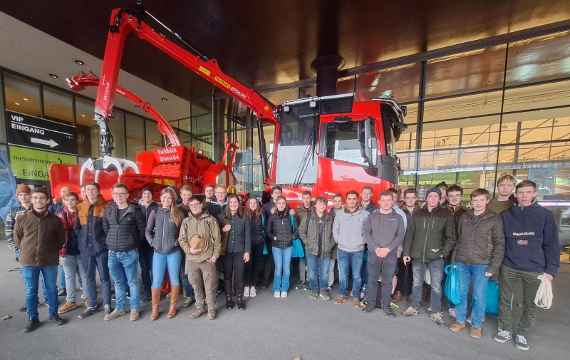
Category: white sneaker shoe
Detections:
[
  {"x1": 249, "y1": 286, "x2": 257, "y2": 298},
  {"x1": 273, "y1": 291, "x2": 281, "y2": 298},
  {"x1": 244, "y1": 286, "x2": 250, "y2": 297},
  {"x1": 280, "y1": 291, "x2": 288, "y2": 298}
]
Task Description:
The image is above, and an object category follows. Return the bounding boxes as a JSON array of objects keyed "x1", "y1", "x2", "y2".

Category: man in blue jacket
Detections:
[{"x1": 494, "y1": 180, "x2": 560, "y2": 351}]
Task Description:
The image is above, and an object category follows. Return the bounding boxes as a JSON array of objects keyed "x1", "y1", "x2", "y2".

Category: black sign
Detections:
[{"x1": 6, "y1": 111, "x2": 77, "y2": 154}]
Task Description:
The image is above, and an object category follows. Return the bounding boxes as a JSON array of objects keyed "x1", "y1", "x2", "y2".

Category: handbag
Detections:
[
  {"x1": 289, "y1": 214, "x2": 305, "y2": 258},
  {"x1": 485, "y1": 279, "x2": 500, "y2": 315},
  {"x1": 444, "y1": 264, "x2": 461, "y2": 305}
]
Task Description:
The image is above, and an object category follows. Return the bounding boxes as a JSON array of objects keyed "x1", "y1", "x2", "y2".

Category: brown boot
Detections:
[
  {"x1": 449, "y1": 322, "x2": 466, "y2": 334},
  {"x1": 151, "y1": 288, "x2": 161, "y2": 321},
  {"x1": 167, "y1": 286, "x2": 180, "y2": 319}
]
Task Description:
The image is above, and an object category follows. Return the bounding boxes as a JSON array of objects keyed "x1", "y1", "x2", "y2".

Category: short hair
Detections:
[
  {"x1": 302, "y1": 191, "x2": 312, "y2": 197},
  {"x1": 215, "y1": 185, "x2": 226, "y2": 191},
  {"x1": 470, "y1": 188, "x2": 490, "y2": 199},
  {"x1": 112, "y1": 183, "x2": 129, "y2": 192},
  {"x1": 333, "y1": 193, "x2": 343, "y2": 200},
  {"x1": 362, "y1": 186, "x2": 373, "y2": 192},
  {"x1": 204, "y1": 184, "x2": 215, "y2": 190},
  {"x1": 346, "y1": 190, "x2": 359, "y2": 198},
  {"x1": 32, "y1": 186, "x2": 50, "y2": 198},
  {"x1": 447, "y1": 184, "x2": 463, "y2": 195},
  {"x1": 180, "y1": 184, "x2": 193, "y2": 194},
  {"x1": 516, "y1": 180, "x2": 537, "y2": 191},
  {"x1": 189, "y1": 195, "x2": 203, "y2": 203},
  {"x1": 314, "y1": 197, "x2": 327, "y2": 205},
  {"x1": 435, "y1": 182, "x2": 448, "y2": 190},
  {"x1": 380, "y1": 190, "x2": 393, "y2": 198},
  {"x1": 66, "y1": 192, "x2": 79, "y2": 200},
  {"x1": 497, "y1": 174, "x2": 516, "y2": 185},
  {"x1": 403, "y1": 188, "x2": 417, "y2": 197},
  {"x1": 16, "y1": 184, "x2": 31, "y2": 194},
  {"x1": 386, "y1": 187, "x2": 398, "y2": 195},
  {"x1": 85, "y1": 183, "x2": 100, "y2": 191},
  {"x1": 271, "y1": 186, "x2": 282, "y2": 194},
  {"x1": 141, "y1": 187, "x2": 152, "y2": 194}
]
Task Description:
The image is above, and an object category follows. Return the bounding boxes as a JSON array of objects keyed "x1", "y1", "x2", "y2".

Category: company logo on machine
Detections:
[
  {"x1": 155, "y1": 146, "x2": 184, "y2": 163},
  {"x1": 6, "y1": 111, "x2": 77, "y2": 154}
]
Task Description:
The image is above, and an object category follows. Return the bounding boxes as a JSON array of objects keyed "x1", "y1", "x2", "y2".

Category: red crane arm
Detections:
[{"x1": 67, "y1": 72, "x2": 181, "y2": 147}]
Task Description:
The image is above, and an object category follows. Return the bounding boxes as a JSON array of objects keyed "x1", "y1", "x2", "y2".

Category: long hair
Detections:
[
  {"x1": 161, "y1": 187, "x2": 184, "y2": 227},
  {"x1": 224, "y1": 193, "x2": 244, "y2": 219},
  {"x1": 244, "y1": 197, "x2": 262, "y2": 220}
]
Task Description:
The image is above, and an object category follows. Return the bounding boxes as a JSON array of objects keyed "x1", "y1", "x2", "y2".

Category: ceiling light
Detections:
[
  {"x1": 23, "y1": 97, "x2": 30, "y2": 102},
  {"x1": 161, "y1": 97, "x2": 168, "y2": 102},
  {"x1": 49, "y1": 73, "x2": 59, "y2": 79},
  {"x1": 81, "y1": 113, "x2": 87, "y2": 118},
  {"x1": 74, "y1": 59, "x2": 85, "y2": 66},
  {"x1": 14, "y1": 102, "x2": 21, "y2": 106}
]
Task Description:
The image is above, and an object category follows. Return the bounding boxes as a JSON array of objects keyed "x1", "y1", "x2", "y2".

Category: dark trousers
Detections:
[
  {"x1": 498, "y1": 265, "x2": 541, "y2": 336},
  {"x1": 81, "y1": 251, "x2": 111, "y2": 309},
  {"x1": 366, "y1": 252, "x2": 398, "y2": 311},
  {"x1": 395, "y1": 258, "x2": 413, "y2": 297},
  {"x1": 224, "y1": 252, "x2": 245, "y2": 298},
  {"x1": 245, "y1": 243, "x2": 265, "y2": 287},
  {"x1": 138, "y1": 245, "x2": 153, "y2": 299}
]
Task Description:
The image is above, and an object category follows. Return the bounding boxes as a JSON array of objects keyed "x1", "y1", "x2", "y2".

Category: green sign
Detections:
[{"x1": 9, "y1": 146, "x2": 76, "y2": 181}]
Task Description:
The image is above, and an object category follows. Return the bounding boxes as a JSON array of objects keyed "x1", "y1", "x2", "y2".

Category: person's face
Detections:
[
  {"x1": 60, "y1": 186, "x2": 70, "y2": 199},
  {"x1": 332, "y1": 197, "x2": 343, "y2": 209},
  {"x1": 426, "y1": 193, "x2": 440, "y2": 208},
  {"x1": 31, "y1": 192, "x2": 48, "y2": 212},
  {"x1": 181, "y1": 190, "x2": 192, "y2": 205},
  {"x1": 276, "y1": 198, "x2": 287, "y2": 211},
  {"x1": 362, "y1": 189, "x2": 373, "y2": 202},
  {"x1": 404, "y1": 193, "x2": 417, "y2": 208},
  {"x1": 215, "y1": 188, "x2": 226, "y2": 202},
  {"x1": 204, "y1": 186, "x2": 214, "y2": 199},
  {"x1": 85, "y1": 185, "x2": 99, "y2": 203},
  {"x1": 516, "y1": 185, "x2": 537, "y2": 207},
  {"x1": 228, "y1": 197, "x2": 240, "y2": 212},
  {"x1": 379, "y1": 195, "x2": 394, "y2": 211},
  {"x1": 160, "y1": 192, "x2": 174, "y2": 208},
  {"x1": 447, "y1": 191, "x2": 462, "y2": 207},
  {"x1": 248, "y1": 198, "x2": 258, "y2": 211},
  {"x1": 17, "y1": 192, "x2": 31, "y2": 206},
  {"x1": 64, "y1": 195, "x2": 78, "y2": 209},
  {"x1": 189, "y1": 200, "x2": 203, "y2": 215},
  {"x1": 498, "y1": 180, "x2": 515, "y2": 197},
  {"x1": 302, "y1": 194, "x2": 311, "y2": 208},
  {"x1": 346, "y1": 194, "x2": 358, "y2": 209},
  {"x1": 271, "y1": 189, "x2": 282, "y2": 201},
  {"x1": 471, "y1": 194, "x2": 489, "y2": 213},
  {"x1": 142, "y1": 190, "x2": 153, "y2": 203},
  {"x1": 315, "y1": 201, "x2": 327, "y2": 213},
  {"x1": 112, "y1": 187, "x2": 129, "y2": 206}
]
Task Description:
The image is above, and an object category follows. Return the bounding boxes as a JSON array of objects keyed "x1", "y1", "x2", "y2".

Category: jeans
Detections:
[
  {"x1": 180, "y1": 252, "x2": 194, "y2": 298},
  {"x1": 366, "y1": 252, "x2": 398, "y2": 311},
  {"x1": 361, "y1": 248, "x2": 368, "y2": 290},
  {"x1": 245, "y1": 243, "x2": 265, "y2": 287},
  {"x1": 152, "y1": 249, "x2": 182, "y2": 289},
  {"x1": 58, "y1": 264, "x2": 66, "y2": 290},
  {"x1": 62, "y1": 255, "x2": 86, "y2": 303},
  {"x1": 224, "y1": 252, "x2": 245, "y2": 297},
  {"x1": 272, "y1": 246, "x2": 293, "y2": 292},
  {"x1": 22, "y1": 266, "x2": 58, "y2": 321},
  {"x1": 498, "y1": 265, "x2": 541, "y2": 336},
  {"x1": 82, "y1": 251, "x2": 112, "y2": 309},
  {"x1": 328, "y1": 260, "x2": 336, "y2": 288},
  {"x1": 108, "y1": 249, "x2": 140, "y2": 312},
  {"x1": 455, "y1": 263, "x2": 489, "y2": 327},
  {"x1": 139, "y1": 246, "x2": 154, "y2": 298},
  {"x1": 337, "y1": 249, "x2": 364, "y2": 298},
  {"x1": 411, "y1": 258, "x2": 444, "y2": 312},
  {"x1": 306, "y1": 254, "x2": 331, "y2": 292}
]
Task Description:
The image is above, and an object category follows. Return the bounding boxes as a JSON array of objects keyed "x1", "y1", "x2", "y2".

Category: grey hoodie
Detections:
[
  {"x1": 332, "y1": 207, "x2": 369, "y2": 252},
  {"x1": 363, "y1": 210, "x2": 405, "y2": 253}
]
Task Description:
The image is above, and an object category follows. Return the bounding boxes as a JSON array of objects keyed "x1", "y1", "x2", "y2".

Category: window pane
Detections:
[
  {"x1": 146, "y1": 120, "x2": 163, "y2": 150},
  {"x1": 519, "y1": 119, "x2": 553, "y2": 143},
  {"x1": 503, "y1": 80, "x2": 570, "y2": 113},
  {"x1": 423, "y1": 90, "x2": 503, "y2": 122},
  {"x1": 126, "y1": 113, "x2": 145, "y2": 160},
  {"x1": 356, "y1": 63, "x2": 420, "y2": 103},
  {"x1": 3, "y1": 73, "x2": 41, "y2": 117},
  {"x1": 395, "y1": 124, "x2": 417, "y2": 151},
  {"x1": 325, "y1": 120, "x2": 375, "y2": 166},
  {"x1": 44, "y1": 86, "x2": 74, "y2": 123},
  {"x1": 75, "y1": 97, "x2": 95, "y2": 157}
]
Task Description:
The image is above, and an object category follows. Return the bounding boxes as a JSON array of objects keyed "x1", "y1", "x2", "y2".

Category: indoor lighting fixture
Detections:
[
  {"x1": 49, "y1": 73, "x2": 59, "y2": 79},
  {"x1": 74, "y1": 59, "x2": 85, "y2": 66},
  {"x1": 161, "y1": 97, "x2": 168, "y2": 102},
  {"x1": 81, "y1": 113, "x2": 87, "y2": 118},
  {"x1": 23, "y1": 97, "x2": 30, "y2": 102},
  {"x1": 14, "y1": 101, "x2": 20, "y2": 106}
]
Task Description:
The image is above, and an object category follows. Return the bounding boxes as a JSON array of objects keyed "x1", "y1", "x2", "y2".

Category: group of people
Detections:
[{"x1": 5, "y1": 175, "x2": 560, "y2": 352}]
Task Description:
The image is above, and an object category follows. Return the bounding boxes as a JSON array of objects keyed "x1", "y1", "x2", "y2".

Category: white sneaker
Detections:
[
  {"x1": 244, "y1": 286, "x2": 250, "y2": 297},
  {"x1": 250, "y1": 286, "x2": 257, "y2": 298},
  {"x1": 273, "y1": 291, "x2": 281, "y2": 298},
  {"x1": 280, "y1": 291, "x2": 288, "y2": 298}
]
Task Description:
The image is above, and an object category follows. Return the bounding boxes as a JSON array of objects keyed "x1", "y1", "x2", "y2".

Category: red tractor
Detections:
[{"x1": 49, "y1": 3, "x2": 407, "y2": 203}]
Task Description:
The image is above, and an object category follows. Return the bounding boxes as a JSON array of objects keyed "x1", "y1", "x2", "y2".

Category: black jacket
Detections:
[
  {"x1": 223, "y1": 213, "x2": 252, "y2": 254},
  {"x1": 299, "y1": 209, "x2": 336, "y2": 258},
  {"x1": 140, "y1": 202, "x2": 159, "y2": 251},
  {"x1": 103, "y1": 203, "x2": 146, "y2": 252},
  {"x1": 145, "y1": 208, "x2": 180, "y2": 254},
  {"x1": 267, "y1": 210, "x2": 296, "y2": 249},
  {"x1": 248, "y1": 214, "x2": 266, "y2": 246}
]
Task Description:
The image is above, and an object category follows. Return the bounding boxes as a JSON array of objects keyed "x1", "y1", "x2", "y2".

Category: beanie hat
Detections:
[
  {"x1": 16, "y1": 184, "x2": 31, "y2": 195},
  {"x1": 425, "y1": 187, "x2": 442, "y2": 200}
]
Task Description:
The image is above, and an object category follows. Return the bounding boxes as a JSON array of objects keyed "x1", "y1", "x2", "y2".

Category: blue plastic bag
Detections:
[
  {"x1": 289, "y1": 214, "x2": 305, "y2": 258},
  {"x1": 485, "y1": 279, "x2": 500, "y2": 315},
  {"x1": 263, "y1": 244, "x2": 269, "y2": 256},
  {"x1": 444, "y1": 264, "x2": 461, "y2": 305}
]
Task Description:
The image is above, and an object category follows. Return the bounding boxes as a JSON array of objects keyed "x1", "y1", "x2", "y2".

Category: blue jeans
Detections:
[
  {"x1": 152, "y1": 249, "x2": 182, "y2": 288},
  {"x1": 82, "y1": 251, "x2": 112, "y2": 309},
  {"x1": 306, "y1": 254, "x2": 331, "y2": 292},
  {"x1": 272, "y1": 246, "x2": 293, "y2": 292},
  {"x1": 22, "y1": 266, "x2": 58, "y2": 321},
  {"x1": 108, "y1": 249, "x2": 140, "y2": 311},
  {"x1": 62, "y1": 255, "x2": 86, "y2": 303},
  {"x1": 58, "y1": 264, "x2": 66, "y2": 290},
  {"x1": 456, "y1": 263, "x2": 489, "y2": 328},
  {"x1": 337, "y1": 249, "x2": 365, "y2": 298},
  {"x1": 411, "y1": 258, "x2": 444, "y2": 312}
]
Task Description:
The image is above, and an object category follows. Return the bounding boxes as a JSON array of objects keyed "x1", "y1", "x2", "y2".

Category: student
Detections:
[
  {"x1": 261, "y1": 186, "x2": 283, "y2": 288},
  {"x1": 221, "y1": 194, "x2": 251, "y2": 309},
  {"x1": 266, "y1": 196, "x2": 296, "y2": 298},
  {"x1": 494, "y1": 180, "x2": 560, "y2": 351},
  {"x1": 394, "y1": 188, "x2": 418, "y2": 301},
  {"x1": 332, "y1": 191, "x2": 369, "y2": 308},
  {"x1": 244, "y1": 198, "x2": 265, "y2": 298},
  {"x1": 177, "y1": 185, "x2": 196, "y2": 307},
  {"x1": 178, "y1": 196, "x2": 222, "y2": 320},
  {"x1": 362, "y1": 191, "x2": 405, "y2": 316},
  {"x1": 103, "y1": 183, "x2": 146, "y2": 322},
  {"x1": 294, "y1": 191, "x2": 312, "y2": 290},
  {"x1": 489, "y1": 174, "x2": 516, "y2": 214},
  {"x1": 15, "y1": 187, "x2": 66, "y2": 332},
  {"x1": 446, "y1": 188, "x2": 505, "y2": 339},
  {"x1": 361, "y1": 187, "x2": 376, "y2": 213},
  {"x1": 138, "y1": 188, "x2": 159, "y2": 302},
  {"x1": 5, "y1": 184, "x2": 32, "y2": 262},
  {"x1": 403, "y1": 188, "x2": 455, "y2": 325},
  {"x1": 299, "y1": 197, "x2": 336, "y2": 301}
]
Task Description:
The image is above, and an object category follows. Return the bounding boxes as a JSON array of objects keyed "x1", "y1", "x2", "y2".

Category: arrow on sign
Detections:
[{"x1": 30, "y1": 137, "x2": 59, "y2": 148}]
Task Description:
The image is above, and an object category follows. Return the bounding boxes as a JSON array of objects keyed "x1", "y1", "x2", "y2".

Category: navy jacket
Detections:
[{"x1": 501, "y1": 202, "x2": 560, "y2": 276}]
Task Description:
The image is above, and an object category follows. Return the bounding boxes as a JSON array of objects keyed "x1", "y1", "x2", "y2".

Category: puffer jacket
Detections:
[
  {"x1": 103, "y1": 202, "x2": 146, "y2": 252},
  {"x1": 223, "y1": 213, "x2": 252, "y2": 254},
  {"x1": 145, "y1": 207, "x2": 180, "y2": 254},
  {"x1": 75, "y1": 198, "x2": 108, "y2": 256},
  {"x1": 178, "y1": 212, "x2": 222, "y2": 268},
  {"x1": 248, "y1": 214, "x2": 265, "y2": 246},
  {"x1": 14, "y1": 210, "x2": 65, "y2": 266},
  {"x1": 298, "y1": 209, "x2": 336, "y2": 258},
  {"x1": 267, "y1": 210, "x2": 296, "y2": 249},
  {"x1": 444, "y1": 209, "x2": 505, "y2": 275},
  {"x1": 403, "y1": 205, "x2": 455, "y2": 263}
]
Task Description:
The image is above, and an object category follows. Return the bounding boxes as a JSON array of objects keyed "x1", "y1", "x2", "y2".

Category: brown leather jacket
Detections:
[{"x1": 14, "y1": 210, "x2": 65, "y2": 266}]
